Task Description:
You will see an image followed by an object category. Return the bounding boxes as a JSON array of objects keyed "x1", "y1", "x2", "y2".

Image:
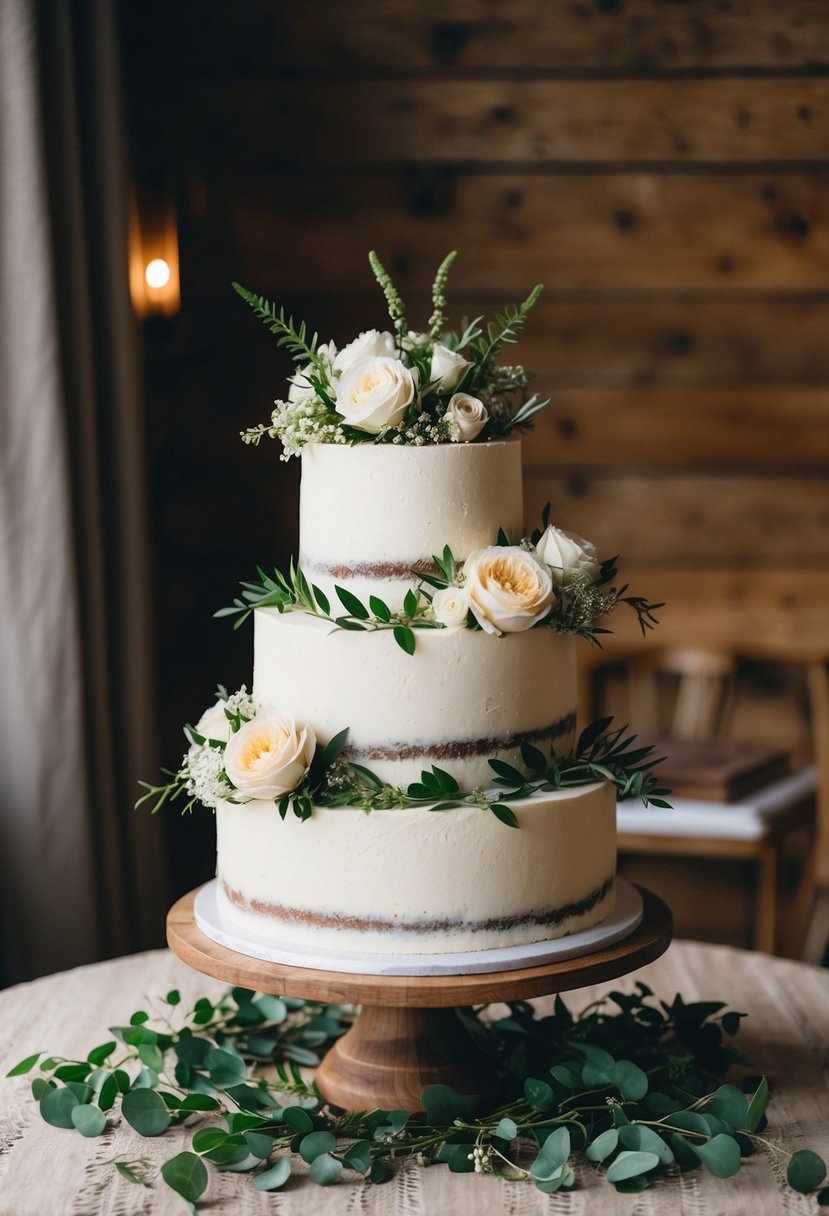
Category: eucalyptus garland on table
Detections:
[
  {"x1": 216, "y1": 507, "x2": 663, "y2": 656},
  {"x1": 235, "y1": 249, "x2": 549, "y2": 458},
  {"x1": 8, "y1": 983, "x2": 828, "y2": 1207},
  {"x1": 136, "y1": 693, "x2": 670, "y2": 828}
]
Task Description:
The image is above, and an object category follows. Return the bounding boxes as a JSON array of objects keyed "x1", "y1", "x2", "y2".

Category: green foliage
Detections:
[
  {"x1": 368, "y1": 250, "x2": 408, "y2": 344},
  {"x1": 236, "y1": 251, "x2": 551, "y2": 455},
  {"x1": 215, "y1": 560, "x2": 437, "y2": 653},
  {"x1": 8, "y1": 982, "x2": 824, "y2": 1208}
]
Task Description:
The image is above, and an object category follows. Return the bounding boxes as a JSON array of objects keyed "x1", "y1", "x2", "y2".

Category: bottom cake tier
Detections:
[{"x1": 214, "y1": 782, "x2": 616, "y2": 955}]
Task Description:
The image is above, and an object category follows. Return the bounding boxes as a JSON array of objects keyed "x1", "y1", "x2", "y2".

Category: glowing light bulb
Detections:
[{"x1": 145, "y1": 258, "x2": 171, "y2": 289}]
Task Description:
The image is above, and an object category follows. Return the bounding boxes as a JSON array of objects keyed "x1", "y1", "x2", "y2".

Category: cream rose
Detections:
[
  {"x1": 333, "y1": 329, "x2": 395, "y2": 374},
  {"x1": 535, "y1": 525, "x2": 600, "y2": 587},
  {"x1": 194, "y1": 701, "x2": 231, "y2": 745},
  {"x1": 432, "y1": 585, "x2": 470, "y2": 627},
  {"x1": 444, "y1": 392, "x2": 489, "y2": 442},
  {"x1": 224, "y1": 713, "x2": 316, "y2": 800},
  {"x1": 463, "y1": 545, "x2": 554, "y2": 635},
  {"x1": 336, "y1": 355, "x2": 416, "y2": 433},
  {"x1": 429, "y1": 343, "x2": 470, "y2": 391}
]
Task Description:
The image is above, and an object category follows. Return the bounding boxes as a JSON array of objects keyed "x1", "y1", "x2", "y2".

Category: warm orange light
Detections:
[
  {"x1": 129, "y1": 194, "x2": 181, "y2": 318},
  {"x1": 145, "y1": 258, "x2": 171, "y2": 289}
]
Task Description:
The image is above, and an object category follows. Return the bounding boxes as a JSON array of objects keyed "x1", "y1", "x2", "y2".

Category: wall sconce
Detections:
[{"x1": 129, "y1": 192, "x2": 181, "y2": 318}]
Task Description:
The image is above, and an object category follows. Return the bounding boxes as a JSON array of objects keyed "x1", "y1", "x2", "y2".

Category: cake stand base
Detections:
[{"x1": 167, "y1": 885, "x2": 672, "y2": 1113}]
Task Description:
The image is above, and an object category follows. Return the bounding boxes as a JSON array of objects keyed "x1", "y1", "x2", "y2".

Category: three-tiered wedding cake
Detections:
[
  {"x1": 215, "y1": 438, "x2": 616, "y2": 954},
  {"x1": 141, "y1": 251, "x2": 664, "y2": 959}
]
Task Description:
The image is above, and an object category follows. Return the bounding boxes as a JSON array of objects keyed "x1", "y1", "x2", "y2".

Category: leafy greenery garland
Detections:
[
  {"x1": 235, "y1": 249, "x2": 549, "y2": 453},
  {"x1": 9, "y1": 983, "x2": 827, "y2": 1207},
  {"x1": 216, "y1": 510, "x2": 663, "y2": 655},
  {"x1": 136, "y1": 714, "x2": 670, "y2": 827}
]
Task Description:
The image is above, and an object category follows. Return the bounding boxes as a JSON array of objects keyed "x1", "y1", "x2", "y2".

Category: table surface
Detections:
[{"x1": 1, "y1": 941, "x2": 827, "y2": 1216}]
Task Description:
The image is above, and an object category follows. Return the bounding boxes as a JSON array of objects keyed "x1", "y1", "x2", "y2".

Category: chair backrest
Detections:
[{"x1": 577, "y1": 568, "x2": 829, "y2": 886}]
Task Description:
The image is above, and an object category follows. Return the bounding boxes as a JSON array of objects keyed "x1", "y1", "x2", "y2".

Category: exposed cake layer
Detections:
[
  {"x1": 215, "y1": 783, "x2": 616, "y2": 953},
  {"x1": 298, "y1": 439, "x2": 523, "y2": 607},
  {"x1": 253, "y1": 608, "x2": 577, "y2": 789}
]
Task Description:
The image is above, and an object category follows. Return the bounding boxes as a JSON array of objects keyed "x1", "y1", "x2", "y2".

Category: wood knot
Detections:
[{"x1": 428, "y1": 22, "x2": 470, "y2": 65}]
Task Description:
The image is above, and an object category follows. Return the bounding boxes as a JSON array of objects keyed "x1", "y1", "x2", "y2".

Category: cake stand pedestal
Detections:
[{"x1": 167, "y1": 885, "x2": 672, "y2": 1112}]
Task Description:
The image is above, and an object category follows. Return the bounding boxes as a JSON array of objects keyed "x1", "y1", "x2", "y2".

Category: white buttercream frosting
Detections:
[
  {"x1": 252, "y1": 608, "x2": 577, "y2": 790},
  {"x1": 215, "y1": 783, "x2": 617, "y2": 954},
  {"x1": 298, "y1": 438, "x2": 524, "y2": 609}
]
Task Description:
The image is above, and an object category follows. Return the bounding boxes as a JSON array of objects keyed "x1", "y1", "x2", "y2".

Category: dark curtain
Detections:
[{"x1": 0, "y1": 0, "x2": 166, "y2": 985}]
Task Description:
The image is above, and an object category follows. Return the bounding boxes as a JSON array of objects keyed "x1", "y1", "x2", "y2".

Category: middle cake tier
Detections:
[{"x1": 253, "y1": 608, "x2": 577, "y2": 790}]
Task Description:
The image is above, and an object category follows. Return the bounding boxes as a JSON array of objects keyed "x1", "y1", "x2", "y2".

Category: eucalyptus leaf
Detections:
[
  {"x1": 708, "y1": 1083, "x2": 749, "y2": 1130},
  {"x1": 251, "y1": 1156, "x2": 292, "y2": 1191},
  {"x1": 299, "y1": 1130, "x2": 337, "y2": 1163},
  {"x1": 605, "y1": 1150, "x2": 661, "y2": 1183},
  {"x1": 161, "y1": 1152, "x2": 209, "y2": 1204},
  {"x1": 310, "y1": 1152, "x2": 344, "y2": 1185},
  {"x1": 690, "y1": 1133, "x2": 742, "y2": 1179},
  {"x1": 586, "y1": 1128, "x2": 619, "y2": 1163},
  {"x1": 71, "y1": 1104, "x2": 107, "y2": 1137},
  {"x1": 39, "y1": 1086, "x2": 79, "y2": 1128},
  {"x1": 121, "y1": 1087, "x2": 172, "y2": 1137},
  {"x1": 495, "y1": 1117, "x2": 518, "y2": 1141},
  {"x1": 787, "y1": 1150, "x2": 827, "y2": 1193}
]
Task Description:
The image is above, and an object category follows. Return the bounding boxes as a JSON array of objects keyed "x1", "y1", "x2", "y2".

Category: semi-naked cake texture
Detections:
[
  {"x1": 299, "y1": 439, "x2": 524, "y2": 608},
  {"x1": 214, "y1": 437, "x2": 618, "y2": 955}
]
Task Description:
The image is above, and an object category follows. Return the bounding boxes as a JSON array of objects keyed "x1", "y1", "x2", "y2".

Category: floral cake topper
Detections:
[{"x1": 235, "y1": 251, "x2": 548, "y2": 458}]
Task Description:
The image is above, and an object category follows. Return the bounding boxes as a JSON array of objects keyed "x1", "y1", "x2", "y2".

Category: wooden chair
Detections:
[{"x1": 577, "y1": 570, "x2": 829, "y2": 959}]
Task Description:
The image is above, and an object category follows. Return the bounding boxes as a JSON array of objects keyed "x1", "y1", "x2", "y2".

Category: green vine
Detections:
[{"x1": 8, "y1": 984, "x2": 827, "y2": 1206}]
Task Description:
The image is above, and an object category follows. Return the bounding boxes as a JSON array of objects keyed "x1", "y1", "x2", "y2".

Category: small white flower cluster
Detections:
[
  {"x1": 269, "y1": 397, "x2": 347, "y2": 461},
  {"x1": 223, "y1": 684, "x2": 261, "y2": 721},
  {"x1": 392, "y1": 412, "x2": 453, "y2": 446},
  {"x1": 468, "y1": 1144, "x2": 493, "y2": 1173},
  {"x1": 183, "y1": 743, "x2": 231, "y2": 810}
]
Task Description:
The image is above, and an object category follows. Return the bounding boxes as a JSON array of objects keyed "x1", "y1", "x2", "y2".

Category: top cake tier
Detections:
[{"x1": 298, "y1": 438, "x2": 523, "y2": 608}]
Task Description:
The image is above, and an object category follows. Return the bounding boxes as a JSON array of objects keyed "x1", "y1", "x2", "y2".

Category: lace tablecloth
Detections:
[{"x1": 1, "y1": 941, "x2": 827, "y2": 1215}]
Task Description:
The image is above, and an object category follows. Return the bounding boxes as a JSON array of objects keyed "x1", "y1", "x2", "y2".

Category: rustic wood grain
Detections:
[
  {"x1": 186, "y1": 0, "x2": 829, "y2": 72},
  {"x1": 184, "y1": 79, "x2": 829, "y2": 166},
  {"x1": 231, "y1": 291, "x2": 829, "y2": 384},
  {"x1": 524, "y1": 472, "x2": 829, "y2": 563},
  {"x1": 573, "y1": 568, "x2": 829, "y2": 661},
  {"x1": 235, "y1": 171, "x2": 829, "y2": 291},
  {"x1": 528, "y1": 387, "x2": 829, "y2": 466}
]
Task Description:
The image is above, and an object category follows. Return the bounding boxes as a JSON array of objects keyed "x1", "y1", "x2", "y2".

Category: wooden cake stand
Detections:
[{"x1": 167, "y1": 885, "x2": 672, "y2": 1112}]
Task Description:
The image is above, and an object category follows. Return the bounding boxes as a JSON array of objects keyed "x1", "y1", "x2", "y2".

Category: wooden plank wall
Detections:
[{"x1": 119, "y1": 2, "x2": 829, "y2": 908}]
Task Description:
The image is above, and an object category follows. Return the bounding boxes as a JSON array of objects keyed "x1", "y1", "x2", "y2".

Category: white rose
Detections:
[
  {"x1": 287, "y1": 342, "x2": 336, "y2": 403},
  {"x1": 463, "y1": 546, "x2": 554, "y2": 636},
  {"x1": 336, "y1": 355, "x2": 416, "y2": 433},
  {"x1": 429, "y1": 343, "x2": 470, "y2": 391},
  {"x1": 333, "y1": 329, "x2": 395, "y2": 374},
  {"x1": 432, "y1": 585, "x2": 470, "y2": 627},
  {"x1": 224, "y1": 713, "x2": 316, "y2": 800},
  {"x1": 444, "y1": 393, "x2": 489, "y2": 443},
  {"x1": 194, "y1": 701, "x2": 231, "y2": 745},
  {"x1": 535, "y1": 525, "x2": 600, "y2": 587}
]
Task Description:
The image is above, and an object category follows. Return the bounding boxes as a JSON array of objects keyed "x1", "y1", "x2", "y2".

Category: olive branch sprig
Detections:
[
  {"x1": 215, "y1": 559, "x2": 441, "y2": 655},
  {"x1": 136, "y1": 716, "x2": 670, "y2": 826},
  {"x1": 9, "y1": 982, "x2": 827, "y2": 1206}
]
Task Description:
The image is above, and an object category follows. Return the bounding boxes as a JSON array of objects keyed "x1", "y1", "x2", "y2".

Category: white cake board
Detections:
[{"x1": 193, "y1": 879, "x2": 643, "y2": 978}]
